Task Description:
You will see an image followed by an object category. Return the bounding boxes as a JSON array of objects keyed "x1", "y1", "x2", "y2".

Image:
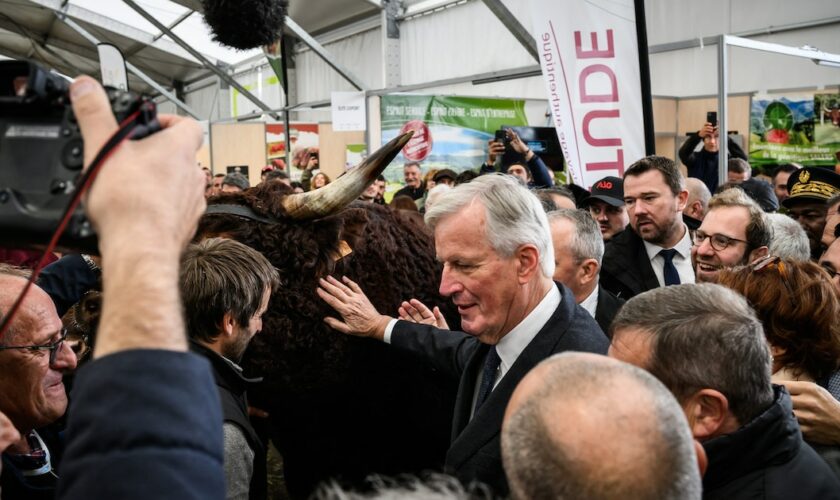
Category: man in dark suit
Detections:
[
  {"x1": 547, "y1": 209, "x2": 624, "y2": 334},
  {"x1": 318, "y1": 174, "x2": 608, "y2": 495},
  {"x1": 600, "y1": 156, "x2": 695, "y2": 300}
]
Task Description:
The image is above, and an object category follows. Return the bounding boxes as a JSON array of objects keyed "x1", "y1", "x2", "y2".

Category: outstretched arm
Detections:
[{"x1": 317, "y1": 275, "x2": 393, "y2": 341}]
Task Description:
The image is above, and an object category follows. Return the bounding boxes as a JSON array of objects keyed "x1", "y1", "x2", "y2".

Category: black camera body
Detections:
[{"x1": 0, "y1": 60, "x2": 160, "y2": 254}]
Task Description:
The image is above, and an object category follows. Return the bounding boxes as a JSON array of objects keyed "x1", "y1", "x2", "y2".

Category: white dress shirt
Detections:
[
  {"x1": 383, "y1": 285, "x2": 562, "y2": 418},
  {"x1": 579, "y1": 286, "x2": 599, "y2": 319},
  {"x1": 643, "y1": 224, "x2": 695, "y2": 286}
]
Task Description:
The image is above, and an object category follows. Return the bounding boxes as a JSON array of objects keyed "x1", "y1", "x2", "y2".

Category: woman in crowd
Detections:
[
  {"x1": 719, "y1": 257, "x2": 840, "y2": 475},
  {"x1": 311, "y1": 172, "x2": 331, "y2": 191},
  {"x1": 719, "y1": 257, "x2": 840, "y2": 392}
]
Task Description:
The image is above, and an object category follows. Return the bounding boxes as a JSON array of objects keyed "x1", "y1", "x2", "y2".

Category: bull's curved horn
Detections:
[{"x1": 280, "y1": 131, "x2": 414, "y2": 220}]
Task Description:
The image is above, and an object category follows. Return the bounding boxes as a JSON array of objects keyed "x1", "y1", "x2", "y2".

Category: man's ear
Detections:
[
  {"x1": 683, "y1": 388, "x2": 730, "y2": 440},
  {"x1": 687, "y1": 200, "x2": 702, "y2": 219},
  {"x1": 578, "y1": 258, "x2": 600, "y2": 286},
  {"x1": 747, "y1": 246, "x2": 769, "y2": 263},
  {"x1": 676, "y1": 189, "x2": 690, "y2": 212},
  {"x1": 221, "y1": 311, "x2": 237, "y2": 338},
  {"x1": 515, "y1": 244, "x2": 541, "y2": 284}
]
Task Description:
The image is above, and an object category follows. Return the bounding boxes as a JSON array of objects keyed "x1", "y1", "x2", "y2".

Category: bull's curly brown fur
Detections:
[
  {"x1": 199, "y1": 181, "x2": 454, "y2": 393},
  {"x1": 198, "y1": 181, "x2": 457, "y2": 497}
]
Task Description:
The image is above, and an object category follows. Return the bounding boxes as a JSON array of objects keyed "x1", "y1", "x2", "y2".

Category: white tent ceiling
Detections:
[{"x1": 0, "y1": 0, "x2": 385, "y2": 94}]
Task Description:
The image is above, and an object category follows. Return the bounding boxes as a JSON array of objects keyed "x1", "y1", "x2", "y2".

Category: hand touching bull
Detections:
[{"x1": 317, "y1": 276, "x2": 449, "y2": 336}]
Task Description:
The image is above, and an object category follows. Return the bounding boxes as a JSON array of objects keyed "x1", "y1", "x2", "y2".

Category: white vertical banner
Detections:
[{"x1": 530, "y1": 0, "x2": 646, "y2": 188}]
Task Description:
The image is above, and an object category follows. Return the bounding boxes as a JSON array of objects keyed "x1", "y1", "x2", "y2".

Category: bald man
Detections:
[
  {"x1": 502, "y1": 352, "x2": 703, "y2": 500},
  {"x1": 685, "y1": 177, "x2": 711, "y2": 224}
]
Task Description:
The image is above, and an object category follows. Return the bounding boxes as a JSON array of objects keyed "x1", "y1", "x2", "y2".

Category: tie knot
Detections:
[{"x1": 660, "y1": 248, "x2": 678, "y2": 262}]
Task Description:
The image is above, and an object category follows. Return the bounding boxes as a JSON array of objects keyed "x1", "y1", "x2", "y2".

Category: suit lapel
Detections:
[{"x1": 446, "y1": 287, "x2": 574, "y2": 469}]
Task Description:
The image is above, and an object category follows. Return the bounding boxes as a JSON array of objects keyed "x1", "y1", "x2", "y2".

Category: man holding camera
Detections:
[
  {"x1": 679, "y1": 118, "x2": 748, "y2": 194},
  {"x1": 481, "y1": 129, "x2": 553, "y2": 189}
]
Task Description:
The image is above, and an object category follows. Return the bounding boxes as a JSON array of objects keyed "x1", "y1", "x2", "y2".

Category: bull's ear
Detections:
[{"x1": 337, "y1": 208, "x2": 370, "y2": 251}]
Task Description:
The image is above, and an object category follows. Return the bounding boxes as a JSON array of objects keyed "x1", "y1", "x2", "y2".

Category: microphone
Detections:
[{"x1": 201, "y1": 0, "x2": 289, "y2": 50}]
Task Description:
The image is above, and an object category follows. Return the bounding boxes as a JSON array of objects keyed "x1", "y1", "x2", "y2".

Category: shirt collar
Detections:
[
  {"x1": 496, "y1": 284, "x2": 561, "y2": 374},
  {"x1": 643, "y1": 224, "x2": 692, "y2": 261},
  {"x1": 579, "y1": 286, "x2": 599, "y2": 318}
]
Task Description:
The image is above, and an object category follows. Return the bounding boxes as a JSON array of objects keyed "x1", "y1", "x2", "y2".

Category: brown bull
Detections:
[{"x1": 197, "y1": 134, "x2": 458, "y2": 498}]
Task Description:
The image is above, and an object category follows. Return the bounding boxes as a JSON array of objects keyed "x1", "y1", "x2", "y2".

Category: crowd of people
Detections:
[{"x1": 2, "y1": 77, "x2": 840, "y2": 500}]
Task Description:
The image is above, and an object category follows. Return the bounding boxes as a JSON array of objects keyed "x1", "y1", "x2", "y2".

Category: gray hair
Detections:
[
  {"x1": 766, "y1": 213, "x2": 810, "y2": 262},
  {"x1": 425, "y1": 174, "x2": 555, "y2": 278},
  {"x1": 686, "y1": 178, "x2": 711, "y2": 212},
  {"x1": 424, "y1": 184, "x2": 451, "y2": 213},
  {"x1": 502, "y1": 353, "x2": 702, "y2": 500},
  {"x1": 611, "y1": 284, "x2": 774, "y2": 425},
  {"x1": 312, "y1": 474, "x2": 489, "y2": 500},
  {"x1": 547, "y1": 209, "x2": 604, "y2": 266}
]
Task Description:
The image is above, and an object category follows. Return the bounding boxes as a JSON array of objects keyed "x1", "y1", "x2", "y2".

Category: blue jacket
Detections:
[{"x1": 57, "y1": 350, "x2": 225, "y2": 499}]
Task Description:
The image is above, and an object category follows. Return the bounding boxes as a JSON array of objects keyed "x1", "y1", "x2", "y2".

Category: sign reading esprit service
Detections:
[{"x1": 530, "y1": 0, "x2": 646, "y2": 188}]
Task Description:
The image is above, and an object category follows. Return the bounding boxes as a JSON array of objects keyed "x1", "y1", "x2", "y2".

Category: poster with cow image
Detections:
[
  {"x1": 379, "y1": 95, "x2": 528, "y2": 187},
  {"x1": 749, "y1": 93, "x2": 840, "y2": 167}
]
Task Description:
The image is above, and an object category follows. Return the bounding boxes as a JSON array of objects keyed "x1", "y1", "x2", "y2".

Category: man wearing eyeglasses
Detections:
[
  {"x1": 0, "y1": 266, "x2": 78, "y2": 498},
  {"x1": 691, "y1": 188, "x2": 771, "y2": 283}
]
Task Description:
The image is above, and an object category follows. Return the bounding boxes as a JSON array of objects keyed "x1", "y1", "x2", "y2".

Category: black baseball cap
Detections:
[{"x1": 581, "y1": 176, "x2": 624, "y2": 207}]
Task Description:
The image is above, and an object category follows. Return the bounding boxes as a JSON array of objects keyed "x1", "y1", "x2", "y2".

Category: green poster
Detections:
[
  {"x1": 380, "y1": 95, "x2": 528, "y2": 183},
  {"x1": 749, "y1": 94, "x2": 840, "y2": 167}
]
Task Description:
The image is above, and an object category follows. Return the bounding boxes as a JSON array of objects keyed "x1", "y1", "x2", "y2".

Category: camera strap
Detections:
[{"x1": 0, "y1": 106, "x2": 151, "y2": 343}]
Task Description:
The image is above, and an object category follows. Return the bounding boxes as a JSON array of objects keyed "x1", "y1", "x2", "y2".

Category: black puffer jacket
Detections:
[{"x1": 702, "y1": 385, "x2": 840, "y2": 500}]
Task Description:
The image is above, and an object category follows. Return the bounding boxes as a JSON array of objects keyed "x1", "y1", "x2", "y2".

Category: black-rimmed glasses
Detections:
[
  {"x1": 0, "y1": 328, "x2": 68, "y2": 366},
  {"x1": 692, "y1": 230, "x2": 749, "y2": 251}
]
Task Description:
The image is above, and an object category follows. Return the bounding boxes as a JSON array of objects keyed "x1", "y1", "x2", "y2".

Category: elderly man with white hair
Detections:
[
  {"x1": 766, "y1": 213, "x2": 811, "y2": 262},
  {"x1": 317, "y1": 174, "x2": 608, "y2": 496}
]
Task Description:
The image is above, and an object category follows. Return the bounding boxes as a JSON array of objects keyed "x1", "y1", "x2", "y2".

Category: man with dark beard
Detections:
[
  {"x1": 180, "y1": 238, "x2": 279, "y2": 500},
  {"x1": 691, "y1": 188, "x2": 771, "y2": 283},
  {"x1": 600, "y1": 156, "x2": 694, "y2": 299}
]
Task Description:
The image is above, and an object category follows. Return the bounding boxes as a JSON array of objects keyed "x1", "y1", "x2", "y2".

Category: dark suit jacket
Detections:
[
  {"x1": 600, "y1": 228, "x2": 660, "y2": 300},
  {"x1": 390, "y1": 283, "x2": 609, "y2": 495},
  {"x1": 594, "y1": 284, "x2": 625, "y2": 336}
]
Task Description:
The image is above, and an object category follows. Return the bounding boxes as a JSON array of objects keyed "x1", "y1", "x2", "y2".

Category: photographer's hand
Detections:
[
  {"x1": 70, "y1": 76, "x2": 205, "y2": 356},
  {"x1": 507, "y1": 129, "x2": 534, "y2": 161},
  {"x1": 698, "y1": 122, "x2": 715, "y2": 139}
]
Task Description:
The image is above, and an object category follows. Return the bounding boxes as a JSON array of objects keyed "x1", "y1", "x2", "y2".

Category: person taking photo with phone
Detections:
[{"x1": 679, "y1": 114, "x2": 748, "y2": 194}]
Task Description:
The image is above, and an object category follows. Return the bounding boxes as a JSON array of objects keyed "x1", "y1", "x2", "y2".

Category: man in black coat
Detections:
[
  {"x1": 600, "y1": 156, "x2": 695, "y2": 300},
  {"x1": 679, "y1": 120, "x2": 748, "y2": 194},
  {"x1": 180, "y1": 238, "x2": 280, "y2": 500},
  {"x1": 318, "y1": 174, "x2": 608, "y2": 496},
  {"x1": 610, "y1": 284, "x2": 840, "y2": 499}
]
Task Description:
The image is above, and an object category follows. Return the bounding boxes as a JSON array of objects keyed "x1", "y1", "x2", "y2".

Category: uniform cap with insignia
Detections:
[{"x1": 782, "y1": 167, "x2": 840, "y2": 208}]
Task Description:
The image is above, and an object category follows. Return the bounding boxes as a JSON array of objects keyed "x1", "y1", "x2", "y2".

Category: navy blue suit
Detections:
[{"x1": 390, "y1": 283, "x2": 608, "y2": 495}]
